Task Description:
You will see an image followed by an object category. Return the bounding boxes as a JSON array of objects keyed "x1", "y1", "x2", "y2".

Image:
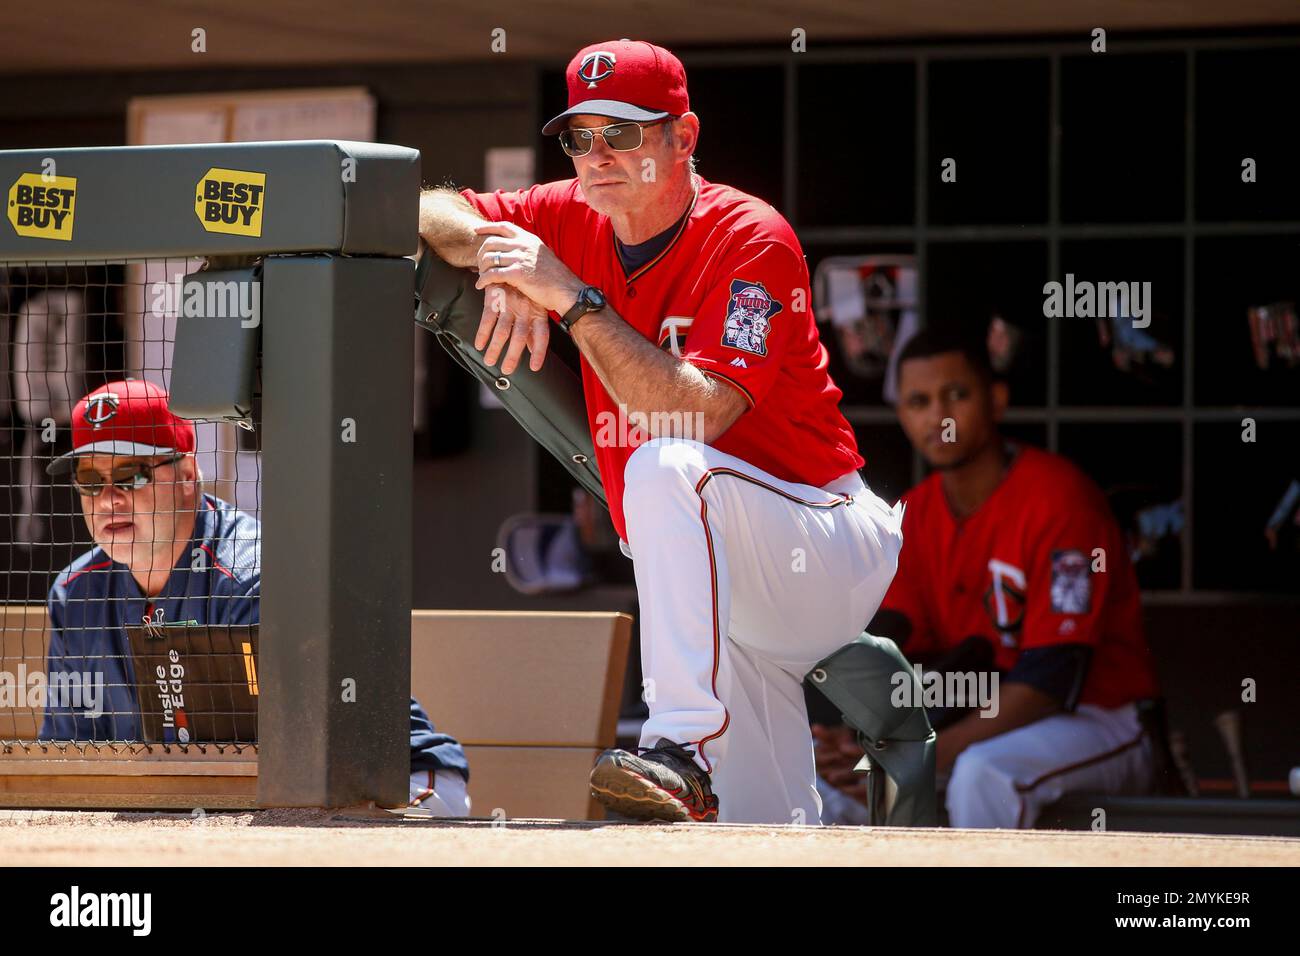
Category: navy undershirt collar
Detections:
[{"x1": 615, "y1": 202, "x2": 693, "y2": 276}]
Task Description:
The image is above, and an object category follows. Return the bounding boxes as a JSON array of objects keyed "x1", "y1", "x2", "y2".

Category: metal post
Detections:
[{"x1": 258, "y1": 254, "x2": 413, "y2": 808}]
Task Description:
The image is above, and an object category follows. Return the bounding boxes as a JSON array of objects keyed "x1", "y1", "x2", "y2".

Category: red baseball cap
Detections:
[
  {"x1": 541, "y1": 39, "x2": 690, "y2": 136},
  {"x1": 46, "y1": 379, "x2": 196, "y2": 475}
]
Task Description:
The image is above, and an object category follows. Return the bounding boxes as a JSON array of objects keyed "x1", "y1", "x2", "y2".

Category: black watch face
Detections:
[{"x1": 584, "y1": 287, "x2": 606, "y2": 310}]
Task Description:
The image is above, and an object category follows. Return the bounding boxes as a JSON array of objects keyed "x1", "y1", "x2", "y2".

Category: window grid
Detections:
[{"x1": 752, "y1": 34, "x2": 1300, "y2": 602}]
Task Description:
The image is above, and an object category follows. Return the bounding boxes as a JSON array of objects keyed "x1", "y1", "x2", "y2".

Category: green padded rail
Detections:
[{"x1": 0, "y1": 140, "x2": 419, "y2": 262}]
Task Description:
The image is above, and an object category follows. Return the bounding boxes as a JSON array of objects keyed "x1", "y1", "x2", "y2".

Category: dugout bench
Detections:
[{"x1": 0, "y1": 605, "x2": 631, "y2": 819}]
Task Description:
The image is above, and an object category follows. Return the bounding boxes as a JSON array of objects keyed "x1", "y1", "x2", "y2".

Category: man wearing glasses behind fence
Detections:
[{"x1": 40, "y1": 379, "x2": 471, "y2": 815}]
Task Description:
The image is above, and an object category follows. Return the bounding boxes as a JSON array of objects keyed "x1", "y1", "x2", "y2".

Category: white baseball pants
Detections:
[
  {"x1": 409, "y1": 769, "x2": 472, "y2": 817},
  {"x1": 620, "y1": 438, "x2": 904, "y2": 824},
  {"x1": 945, "y1": 702, "x2": 1154, "y2": 828}
]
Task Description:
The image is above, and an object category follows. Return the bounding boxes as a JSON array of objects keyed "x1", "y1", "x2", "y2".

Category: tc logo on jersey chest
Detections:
[
  {"x1": 984, "y1": 558, "x2": 1026, "y2": 647},
  {"x1": 722, "y1": 278, "x2": 779, "y2": 357},
  {"x1": 657, "y1": 316, "x2": 693, "y2": 357}
]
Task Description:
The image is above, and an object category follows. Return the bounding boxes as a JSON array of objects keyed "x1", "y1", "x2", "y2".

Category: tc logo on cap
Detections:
[
  {"x1": 578, "y1": 51, "x2": 617, "y2": 87},
  {"x1": 84, "y1": 392, "x2": 120, "y2": 428}
]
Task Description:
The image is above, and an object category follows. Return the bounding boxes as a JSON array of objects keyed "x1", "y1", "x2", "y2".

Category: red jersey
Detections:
[
  {"x1": 882, "y1": 445, "x2": 1159, "y2": 709},
  {"x1": 462, "y1": 177, "x2": 863, "y2": 542}
]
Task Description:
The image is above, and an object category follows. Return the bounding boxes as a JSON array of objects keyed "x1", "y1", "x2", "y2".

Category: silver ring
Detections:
[{"x1": 494, "y1": 253, "x2": 502, "y2": 269}]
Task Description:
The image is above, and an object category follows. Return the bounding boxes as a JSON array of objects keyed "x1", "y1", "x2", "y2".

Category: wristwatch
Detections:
[{"x1": 559, "y1": 285, "x2": 607, "y2": 334}]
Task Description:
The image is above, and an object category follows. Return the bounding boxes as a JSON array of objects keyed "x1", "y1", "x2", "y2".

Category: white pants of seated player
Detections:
[
  {"x1": 945, "y1": 702, "x2": 1154, "y2": 829},
  {"x1": 621, "y1": 437, "x2": 904, "y2": 825},
  {"x1": 409, "y1": 769, "x2": 471, "y2": 817}
]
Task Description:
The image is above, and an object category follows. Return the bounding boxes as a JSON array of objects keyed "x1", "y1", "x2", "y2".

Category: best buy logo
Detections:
[
  {"x1": 195, "y1": 167, "x2": 266, "y2": 237},
  {"x1": 8, "y1": 173, "x2": 77, "y2": 240}
]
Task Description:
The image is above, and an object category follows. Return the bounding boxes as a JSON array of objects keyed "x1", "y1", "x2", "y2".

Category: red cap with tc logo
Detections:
[
  {"x1": 541, "y1": 39, "x2": 690, "y2": 136},
  {"x1": 46, "y1": 379, "x2": 196, "y2": 475}
]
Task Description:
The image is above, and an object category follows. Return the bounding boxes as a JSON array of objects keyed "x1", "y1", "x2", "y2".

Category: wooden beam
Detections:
[{"x1": 0, "y1": 750, "x2": 258, "y2": 809}]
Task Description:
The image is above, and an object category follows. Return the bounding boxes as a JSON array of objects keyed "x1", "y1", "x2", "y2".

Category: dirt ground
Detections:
[{"x1": 1, "y1": 808, "x2": 1297, "y2": 866}]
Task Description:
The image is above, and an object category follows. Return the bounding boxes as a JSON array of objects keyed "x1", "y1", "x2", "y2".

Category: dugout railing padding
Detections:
[{"x1": 0, "y1": 141, "x2": 417, "y2": 809}]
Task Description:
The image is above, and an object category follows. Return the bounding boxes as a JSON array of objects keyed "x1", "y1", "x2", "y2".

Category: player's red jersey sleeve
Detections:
[
  {"x1": 458, "y1": 181, "x2": 572, "y2": 255},
  {"x1": 1019, "y1": 503, "x2": 1120, "y2": 652},
  {"x1": 678, "y1": 241, "x2": 805, "y2": 408}
]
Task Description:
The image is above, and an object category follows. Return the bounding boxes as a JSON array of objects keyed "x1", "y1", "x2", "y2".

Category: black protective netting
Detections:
[{"x1": 0, "y1": 259, "x2": 261, "y2": 751}]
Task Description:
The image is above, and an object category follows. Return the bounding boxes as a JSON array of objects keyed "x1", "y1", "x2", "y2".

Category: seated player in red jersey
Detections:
[{"x1": 816, "y1": 329, "x2": 1161, "y2": 828}]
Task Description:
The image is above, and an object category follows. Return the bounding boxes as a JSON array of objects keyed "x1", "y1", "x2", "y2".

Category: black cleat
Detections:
[{"x1": 590, "y1": 738, "x2": 719, "y2": 822}]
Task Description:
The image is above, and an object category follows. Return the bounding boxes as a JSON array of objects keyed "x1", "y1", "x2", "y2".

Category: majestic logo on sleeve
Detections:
[
  {"x1": 83, "y1": 392, "x2": 120, "y2": 427},
  {"x1": 578, "y1": 51, "x2": 617, "y2": 87},
  {"x1": 722, "y1": 279, "x2": 780, "y2": 357},
  {"x1": 984, "y1": 558, "x2": 1026, "y2": 647},
  {"x1": 657, "y1": 316, "x2": 693, "y2": 357},
  {"x1": 1050, "y1": 549, "x2": 1092, "y2": 614}
]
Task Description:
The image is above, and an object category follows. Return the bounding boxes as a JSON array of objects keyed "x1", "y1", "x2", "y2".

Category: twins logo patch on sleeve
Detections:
[
  {"x1": 1050, "y1": 549, "x2": 1092, "y2": 614},
  {"x1": 722, "y1": 279, "x2": 781, "y2": 356}
]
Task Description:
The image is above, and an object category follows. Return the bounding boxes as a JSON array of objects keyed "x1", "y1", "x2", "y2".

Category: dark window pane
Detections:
[
  {"x1": 1196, "y1": 49, "x2": 1300, "y2": 222},
  {"x1": 797, "y1": 62, "x2": 915, "y2": 226},
  {"x1": 1061, "y1": 53, "x2": 1185, "y2": 223},
  {"x1": 928, "y1": 58, "x2": 1049, "y2": 225},
  {"x1": 687, "y1": 66, "x2": 785, "y2": 209},
  {"x1": 1057, "y1": 239, "x2": 1183, "y2": 406},
  {"x1": 1058, "y1": 423, "x2": 1183, "y2": 590},
  {"x1": 1193, "y1": 235, "x2": 1300, "y2": 406},
  {"x1": 925, "y1": 240, "x2": 1049, "y2": 407},
  {"x1": 1194, "y1": 421, "x2": 1300, "y2": 592}
]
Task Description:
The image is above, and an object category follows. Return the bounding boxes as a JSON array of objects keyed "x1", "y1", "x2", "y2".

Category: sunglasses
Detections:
[
  {"x1": 558, "y1": 119, "x2": 671, "y2": 158},
  {"x1": 73, "y1": 455, "x2": 185, "y2": 497}
]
